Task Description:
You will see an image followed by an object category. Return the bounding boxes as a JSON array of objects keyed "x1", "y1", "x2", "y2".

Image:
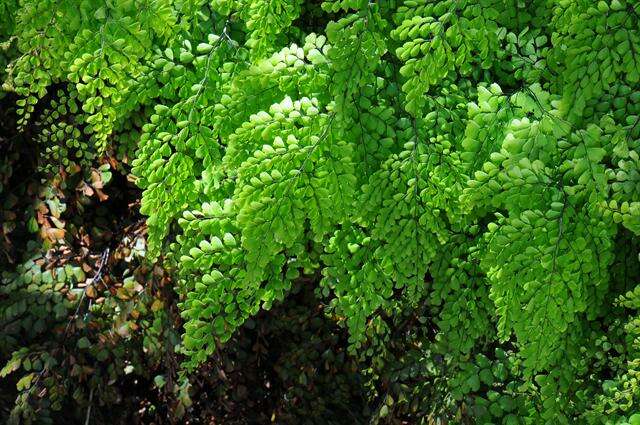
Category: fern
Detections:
[{"x1": 4, "y1": 0, "x2": 640, "y2": 423}]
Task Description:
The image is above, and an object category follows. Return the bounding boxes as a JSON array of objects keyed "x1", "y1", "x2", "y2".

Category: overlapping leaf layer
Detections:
[{"x1": 3, "y1": 0, "x2": 640, "y2": 423}]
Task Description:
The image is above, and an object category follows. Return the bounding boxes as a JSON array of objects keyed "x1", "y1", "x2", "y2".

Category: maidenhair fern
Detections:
[
  {"x1": 131, "y1": 0, "x2": 640, "y2": 422},
  {"x1": 4, "y1": 0, "x2": 640, "y2": 423}
]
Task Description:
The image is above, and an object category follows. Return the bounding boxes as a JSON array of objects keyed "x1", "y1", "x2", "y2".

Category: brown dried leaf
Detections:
[
  {"x1": 45, "y1": 227, "x2": 65, "y2": 241},
  {"x1": 79, "y1": 182, "x2": 94, "y2": 197},
  {"x1": 90, "y1": 169, "x2": 103, "y2": 189},
  {"x1": 86, "y1": 285, "x2": 97, "y2": 298},
  {"x1": 95, "y1": 188, "x2": 109, "y2": 202}
]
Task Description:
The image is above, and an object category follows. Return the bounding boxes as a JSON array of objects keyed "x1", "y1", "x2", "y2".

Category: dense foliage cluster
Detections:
[{"x1": 2, "y1": 0, "x2": 640, "y2": 423}]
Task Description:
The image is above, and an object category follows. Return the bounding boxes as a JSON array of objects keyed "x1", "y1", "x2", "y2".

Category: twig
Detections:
[
  {"x1": 84, "y1": 387, "x2": 94, "y2": 425},
  {"x1": 63, "y1": 247, "x2": 110, "y2": 338}
]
